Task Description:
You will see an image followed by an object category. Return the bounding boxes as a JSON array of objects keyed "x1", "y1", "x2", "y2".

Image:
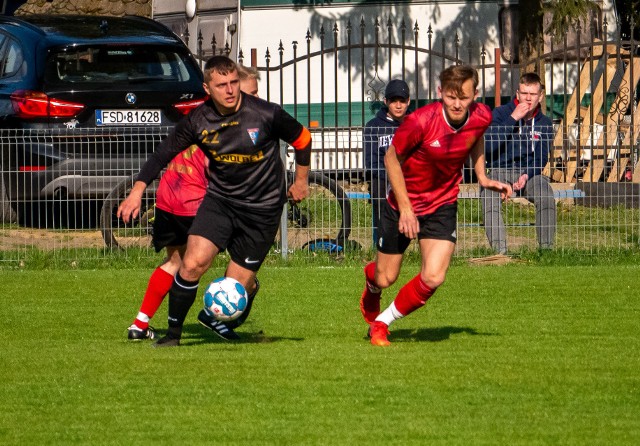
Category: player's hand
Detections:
[
  {"x1": 117, "y1": 194, "x2": 142, "y2": 224},
  {"x1": 287, "y1": 180, "x2": 309, "y2": 203},
  {"x1": 117, "y1": 181, "x2": 146, "y2": 224},
  {"x1": 481, "y1": 179, "x2": 512, "y2": 201},
  {"x1": 398, "y1": 208, "x2": 419, "y2": 239},
  {"x1": 495, "y1": 181, "x2": 513, "y2": 201}
]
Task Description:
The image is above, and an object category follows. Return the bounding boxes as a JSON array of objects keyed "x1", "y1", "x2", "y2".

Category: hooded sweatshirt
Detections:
[
  {"x1": 484, "y1": 98, "x2": 554, "y2": 179},
  {"x1": 364, "y1": 107, "x2": 405, "y2": 176}
]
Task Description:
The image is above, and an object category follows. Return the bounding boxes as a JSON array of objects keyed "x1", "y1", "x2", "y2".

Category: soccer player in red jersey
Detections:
[
  {"x1": 125, "y1": 64, "x2": 264, "y2": 342},
  {"x1": 125, "y1": 144, "x2": 208, "y2": 341},
  {"x1": 360, "y1": 65, "x2": 512, "y2": 346}
]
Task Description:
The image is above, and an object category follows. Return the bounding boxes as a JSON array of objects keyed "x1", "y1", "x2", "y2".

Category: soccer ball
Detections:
[{"x1": 203, "y1": 277, "x2": 248, "y2": 322}]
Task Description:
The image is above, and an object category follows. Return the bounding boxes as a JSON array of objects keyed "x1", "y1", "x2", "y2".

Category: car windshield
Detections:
[{"x1": 46, "y1": 46, "x2": 198, "y2": 84}]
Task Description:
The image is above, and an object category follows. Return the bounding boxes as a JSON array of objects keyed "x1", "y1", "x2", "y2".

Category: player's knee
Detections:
[
  {"x1": 421, "y1": 272, "x2": 445, "y2": 290},
  {"x1": 179, "y1": 259, "x2": 208, "y2": 281},
  {"x1": 375, "y1": 271, "x2": 398, "y2": 289}
]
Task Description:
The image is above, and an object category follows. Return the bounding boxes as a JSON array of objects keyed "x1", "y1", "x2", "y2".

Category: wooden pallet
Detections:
[{"x1": 544, "y1": 43, "x2": 640, "y2": 183}]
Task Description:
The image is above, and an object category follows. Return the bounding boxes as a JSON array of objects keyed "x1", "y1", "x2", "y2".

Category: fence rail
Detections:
[
  {"x1": 237, "y1": 15, "x2": 640, "y2": 181},
  {"x1": 3, "y1": 17, "x2": 640, "y2": 262},
  {"x1": 1, "y1": 125, "x2": 639, "y2": 263}
]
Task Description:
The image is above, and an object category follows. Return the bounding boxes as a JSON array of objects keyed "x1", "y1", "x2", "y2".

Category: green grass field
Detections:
[{"x1": 1, "y1": 261, "x2": 639, "y2": 445}]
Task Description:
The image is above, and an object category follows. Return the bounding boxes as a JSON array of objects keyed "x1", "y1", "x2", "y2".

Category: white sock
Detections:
[
  {"x1": 375, "y1": 302, "x2": 404, "y2": 327},
  {"x1": 136, "y1": 312, "x2": 150, "y2": 323}
]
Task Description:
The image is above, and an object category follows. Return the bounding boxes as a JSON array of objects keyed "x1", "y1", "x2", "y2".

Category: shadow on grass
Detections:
[
  {"x1": 177, "y1": 323, "x2": 305, "y2": 346},
  {"x1": 391, "y1": 326, "x2": 497, "y2": 343}
]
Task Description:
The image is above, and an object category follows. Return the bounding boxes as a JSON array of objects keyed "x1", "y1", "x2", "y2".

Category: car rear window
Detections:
[
  {"x1": 1, "y1": 38, "x2": 23, "y2": 78},
  {"x1": 46, "y1": 46, "x2": 199, "y2": 84}
]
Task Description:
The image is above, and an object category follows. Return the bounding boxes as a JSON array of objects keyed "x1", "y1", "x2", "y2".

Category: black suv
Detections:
[{"x1": 0, "y1": 15, "x2": 206, "y2": 226}]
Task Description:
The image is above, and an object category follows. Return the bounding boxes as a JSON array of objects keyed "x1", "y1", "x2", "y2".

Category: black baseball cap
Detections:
[{"x1": 385, "y1": 79, "x2": 410, "y2": 100}]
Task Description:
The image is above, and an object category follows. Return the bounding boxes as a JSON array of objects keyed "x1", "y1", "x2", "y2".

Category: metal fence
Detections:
[
  {"x1": 231, "y1": 15, "x2": 640, "y2": 179},
  {"x1": 247, "y1": 15, "x2": 640, "y2": 256},
  {"x1": 1, "y1": 124, "x2": 639, "y2": 264},
  {"x1": 340, "y1": 124, "x2": 640, "y2": 257},
  {"x1": 2, "y1": 16, "x2": 640, "y2": 263}
]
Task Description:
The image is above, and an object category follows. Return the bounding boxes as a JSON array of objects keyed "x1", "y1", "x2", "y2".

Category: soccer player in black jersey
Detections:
[
  {"x1": 118, "y1": 56, "x2": 311, "y2": 347},
  {"x1": 124, "y1": 65, "x2": 264, "y2": 342}
]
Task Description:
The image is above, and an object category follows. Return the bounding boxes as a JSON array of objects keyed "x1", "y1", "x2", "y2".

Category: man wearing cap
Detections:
[{"x1": 364, "y1": 79, "x2": 411, "y2": 244}]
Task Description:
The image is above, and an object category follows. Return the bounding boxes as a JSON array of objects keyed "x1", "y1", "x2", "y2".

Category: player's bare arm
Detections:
[
  {"x1": 288, "y1": 163, "x2": 310, "y2": 203},
  {"x1": 117, "y1": 180, "x2": 146, "y2": 224},
  {"x1": 471, "y1": 137, "x2": 512, "y2": 200},
  {"x1": 384, "y1": 144, "x2": 419, "y2": 239}
]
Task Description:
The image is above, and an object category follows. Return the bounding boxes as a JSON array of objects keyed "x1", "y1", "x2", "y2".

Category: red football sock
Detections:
[
  {"x1": 135, "y1": 267, "x2": 174, "y2": 328},
  {"x1": 364, "y1": 261, "x2": 380, "y2": 291},
  {"x1": 393, "y1": 274, "x2": 436, "y2": 316}
]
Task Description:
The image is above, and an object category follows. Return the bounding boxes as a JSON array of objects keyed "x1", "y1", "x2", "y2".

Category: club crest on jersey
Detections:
[{"x1": 247, "y1": 128, "x2": 259, "y2": 145}]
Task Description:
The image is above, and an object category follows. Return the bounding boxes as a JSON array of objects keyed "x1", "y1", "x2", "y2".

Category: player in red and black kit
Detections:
[
  {"x1": 119, "y1": 56, "x2": 311, "y2": 347},
  {"x1": 125, "y1": 69, "x2": 264, "y2": 342},
  {"x1": 359, "y1": 65, "x2": 512, "y2": 346},
  {"x1": 125, "y1": 145, "x2": 207, "y2": 341}
]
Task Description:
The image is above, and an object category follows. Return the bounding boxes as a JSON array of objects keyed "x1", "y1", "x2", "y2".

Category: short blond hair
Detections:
[{"x1": 237, "y1": 64, "x2": 260, "y2": 82}]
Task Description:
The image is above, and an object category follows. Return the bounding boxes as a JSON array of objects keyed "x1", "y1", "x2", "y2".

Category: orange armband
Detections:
[{"x1": 291, "y1": 127, "x2": 311, "y2": 150}]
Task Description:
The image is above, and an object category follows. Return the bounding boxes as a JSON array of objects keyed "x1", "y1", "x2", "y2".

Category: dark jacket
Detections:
[
  {"x1": 485, "y1": 99, "x2": 554, "y2": 179},
  {"x1": 364, "y1": 107, "x2": 404, "y2": 176}
]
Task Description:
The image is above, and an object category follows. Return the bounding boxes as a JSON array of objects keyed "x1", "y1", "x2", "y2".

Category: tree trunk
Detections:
[{"x1": 518, "y1": 0, "x2": 544, "y2": 74}]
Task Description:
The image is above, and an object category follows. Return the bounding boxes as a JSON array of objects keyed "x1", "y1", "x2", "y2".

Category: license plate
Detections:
[{"x1": 96, "y1": 109, "x2": 161, "y2": 126}]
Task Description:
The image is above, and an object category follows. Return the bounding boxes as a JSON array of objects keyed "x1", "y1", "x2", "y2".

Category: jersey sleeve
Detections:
[
  {"x1": 137, "y1": 115, "x2": 198, "y2": 185},
  {"x1": 272, "y1": 106, "x2": 312, "y2": 166},
  {"x1": 390, "y1": 112, "x2": 424, "y2": 158},
  {"x1": 271, "y1": 106, "x2": 306, "y2": 145}
]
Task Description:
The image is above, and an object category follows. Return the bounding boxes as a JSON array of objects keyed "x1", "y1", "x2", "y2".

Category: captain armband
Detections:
[{"x1": 291, "y1": 127, "x2": 312, "y2": 166}]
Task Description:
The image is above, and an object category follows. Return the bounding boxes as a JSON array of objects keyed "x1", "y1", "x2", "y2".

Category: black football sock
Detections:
[
  {"x1": 226, "y1": 278, "x2": 260, "y2": 329},
  {"x1": 166, "y1": 273, "x2": 200, "y2": 339}
]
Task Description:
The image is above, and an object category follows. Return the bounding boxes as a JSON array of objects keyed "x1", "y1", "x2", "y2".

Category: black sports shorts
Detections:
[
  {"x1": 188, "y1": 194, "x2": 282, "y2": 272},
  {"x1": 152, "y1": 207, "x2": 195, "y2": 253},
  {"x1": 376, "y1": 200, "x2": 458, "y2": 254}
]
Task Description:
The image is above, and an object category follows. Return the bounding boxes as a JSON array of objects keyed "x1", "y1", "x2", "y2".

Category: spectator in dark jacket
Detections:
[
  {"x1": 481, "y1": 72, "x2": 555, "y2": 254},
  {"x1": 364, "y1": 79, "x2": 410, "y2": 243}
]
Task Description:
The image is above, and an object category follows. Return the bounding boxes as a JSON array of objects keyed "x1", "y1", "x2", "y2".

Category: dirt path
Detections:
[{"x1": 0, "y1": 227, "x2": 105, "y2": 250}]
